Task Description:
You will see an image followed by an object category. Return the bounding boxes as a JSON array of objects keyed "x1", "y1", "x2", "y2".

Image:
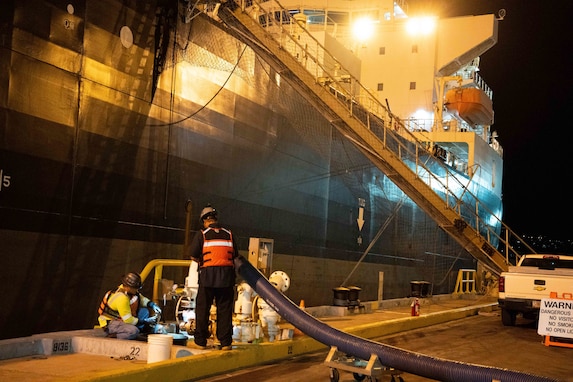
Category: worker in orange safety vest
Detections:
[
  {"x1": 97, "y1": 272, "x2": 162, "y2": 340},
  {"x1": 188, "y1": 205, "x2": 239, "y2": 350}
]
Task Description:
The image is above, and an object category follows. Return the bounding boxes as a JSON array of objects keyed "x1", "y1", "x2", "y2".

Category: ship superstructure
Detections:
[{"x1": 229, "y1": 0, "x2": 504, "y2": 215}]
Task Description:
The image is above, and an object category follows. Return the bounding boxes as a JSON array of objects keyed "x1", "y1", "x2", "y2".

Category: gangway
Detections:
[{"x1": 212, "y1": 0, "x2": 534, "y2": 275}]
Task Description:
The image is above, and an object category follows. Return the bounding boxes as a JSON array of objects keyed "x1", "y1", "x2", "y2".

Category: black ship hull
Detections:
[{"x1": 0, "y1": 0, "x2": 491, "y2": 338}]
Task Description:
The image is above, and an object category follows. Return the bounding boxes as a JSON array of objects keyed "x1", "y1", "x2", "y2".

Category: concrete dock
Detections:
[{"x1": 0, "y1": 295, "x2": 500, "y2": 381}]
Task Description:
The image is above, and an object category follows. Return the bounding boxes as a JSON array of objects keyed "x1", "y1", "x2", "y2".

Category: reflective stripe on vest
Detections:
[
  {"x1": 202, "y1": 227, "x2": 234, "y2": 267},
  {"x1": 98, "y1": 290, "x2": 115, "y2": 317},
  {"x1": 98, "y1": 289, "x2": 140, "y2": 320}
]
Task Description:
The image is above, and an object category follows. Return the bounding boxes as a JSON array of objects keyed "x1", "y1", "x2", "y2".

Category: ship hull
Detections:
[{"x1": 0, "y1": 0, "x2": 498, "y2": 339}]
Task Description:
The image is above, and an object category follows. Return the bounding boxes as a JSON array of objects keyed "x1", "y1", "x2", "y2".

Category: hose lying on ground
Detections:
[{"x1": 234, "y1": 255, "x2": 556, "y2": 382}]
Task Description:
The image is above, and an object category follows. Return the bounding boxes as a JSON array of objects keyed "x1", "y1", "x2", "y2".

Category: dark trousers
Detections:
[{"x1": 194, "y1": 286, "x2": 235, "y2": 347}]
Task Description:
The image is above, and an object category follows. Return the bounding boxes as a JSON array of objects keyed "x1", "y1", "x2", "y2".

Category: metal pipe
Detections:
[{"x1": 140, "y1": 259, "x2": 192, "y2": 303}]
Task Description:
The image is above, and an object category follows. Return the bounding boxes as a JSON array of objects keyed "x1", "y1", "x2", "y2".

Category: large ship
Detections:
[{"x1": 0, "y1": 0, "x2": 529, "y2": 339}]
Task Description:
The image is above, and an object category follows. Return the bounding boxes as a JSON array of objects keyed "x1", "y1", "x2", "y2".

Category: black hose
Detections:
[{"x1": 235, "y1": 256, "x2": 556, "y2": 382}]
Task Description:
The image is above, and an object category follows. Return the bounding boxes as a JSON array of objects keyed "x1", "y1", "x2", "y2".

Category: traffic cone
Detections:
[{"x1": 293, "y1": 300, "x2": 305, "y2": 336}]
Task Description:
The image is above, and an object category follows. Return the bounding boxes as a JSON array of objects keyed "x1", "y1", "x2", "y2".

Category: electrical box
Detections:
[{"x1": 248, "y1": 238, "x2": 274, "y2": 277}]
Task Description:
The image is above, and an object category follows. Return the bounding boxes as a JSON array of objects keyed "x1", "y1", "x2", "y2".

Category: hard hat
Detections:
[
  {"x1": 200, "y1": 205, "x2": 218, "y2": 221},
  {"x1": 122, "y1": 272, "x2": 142, "y2": 289}
]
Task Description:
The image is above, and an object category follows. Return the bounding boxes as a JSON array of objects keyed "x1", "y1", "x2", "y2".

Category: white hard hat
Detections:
[{"x1": 200, "y1": 205, "x2": 217, "y2": 221}]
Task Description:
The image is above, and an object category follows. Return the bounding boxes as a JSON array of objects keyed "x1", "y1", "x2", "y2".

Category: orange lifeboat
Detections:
[{"x1": 445, "y1": 87, "x2": 493, "y2": 126}]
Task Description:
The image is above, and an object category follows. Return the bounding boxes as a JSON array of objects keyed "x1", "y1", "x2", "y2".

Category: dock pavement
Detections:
[{"x1": 0, "y1": 294, "x2": 498, "y2": 381}]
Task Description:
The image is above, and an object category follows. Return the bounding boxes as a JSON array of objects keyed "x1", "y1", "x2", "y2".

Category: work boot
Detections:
[
  {"x1": 220, "y1": 345, "x2": 232, "y2": 351},
  {"x1": 188, "y1": 342, "x2": 208, "y2": 350}
]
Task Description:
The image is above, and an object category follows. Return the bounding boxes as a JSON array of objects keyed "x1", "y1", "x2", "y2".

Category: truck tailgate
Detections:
[{"x1": 504, "y1": 271, "x2": 573, "y2": 299}]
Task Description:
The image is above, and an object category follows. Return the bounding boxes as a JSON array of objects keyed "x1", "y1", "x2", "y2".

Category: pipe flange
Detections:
[{"x1": 269, "y1": 271, "x2": 290, "y2": 292}]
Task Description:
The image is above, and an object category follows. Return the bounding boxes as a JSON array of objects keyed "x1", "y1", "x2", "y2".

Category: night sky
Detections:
[{"x1": 409, "y1": 0, "x2": 573, "y2": 239}]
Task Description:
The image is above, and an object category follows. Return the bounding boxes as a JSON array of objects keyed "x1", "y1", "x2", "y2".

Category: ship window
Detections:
[
  {"x1": 274, "y1": 11, "x2": 289, "y2": 22},
  {"x1": 303, "y1": 9, "x2": 326, "y2": 24},
  {"x1": 377, "y1": 83, "x2": 384, "y2": 91},
  {"x1": 409, "y1": 82, "x2": 416, "y2": 90},
  {"x1": 379, "y1": 47, "x2": 385, "y2": 55},
  {"x1": 412, "y1": 45, "x2": 418, "y2": 53},
  {"x1": 324, "y1": 11, "x2": 349, "y2": 25}
]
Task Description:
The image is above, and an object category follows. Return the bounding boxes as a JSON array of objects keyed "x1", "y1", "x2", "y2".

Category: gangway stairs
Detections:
[{"x1": 213, "y1": 0, "x2": 534, "y2": 275}]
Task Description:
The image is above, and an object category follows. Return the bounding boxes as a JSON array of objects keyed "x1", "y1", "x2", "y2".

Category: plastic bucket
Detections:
[{"x1": 147, "y1": 334, "x2": 173, "y2": 363}]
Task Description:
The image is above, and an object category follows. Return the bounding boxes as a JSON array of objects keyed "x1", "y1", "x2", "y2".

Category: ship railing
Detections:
[
  {"x1": 472, "y1": 71, "x2": 493, "y2": 100},
  {"x1": 220, "y1": 0, "x2": 534, "y2": 268}
]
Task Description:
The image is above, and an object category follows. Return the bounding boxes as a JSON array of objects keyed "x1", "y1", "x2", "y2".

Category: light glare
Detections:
[
  {"x1": 406, "y1": 17, "x2": 436, "y2": 35},
  {"x1": 352, "y1": 17, "x2": 376, "y2": 42}
]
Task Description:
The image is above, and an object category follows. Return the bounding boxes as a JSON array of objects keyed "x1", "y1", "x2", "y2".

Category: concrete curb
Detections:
[{"x1": 83, "y1": 301, "x2": 497, "y2": 382}]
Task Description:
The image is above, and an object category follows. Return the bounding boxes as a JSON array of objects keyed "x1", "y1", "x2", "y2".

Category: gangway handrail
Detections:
[{"x1": 214, "y1": 0, "x2": 535, "y2": 272}]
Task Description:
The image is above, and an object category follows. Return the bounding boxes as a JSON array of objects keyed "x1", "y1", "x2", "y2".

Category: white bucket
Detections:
[{"x1": 147, "y1": 334, "x2": 173, "y2": 364}]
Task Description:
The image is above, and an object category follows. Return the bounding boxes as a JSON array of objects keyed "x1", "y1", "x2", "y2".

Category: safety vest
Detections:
[
  {"x1": 98, "y1": 290, "x2": 118, "y2": 318},
  {"x1": 201, "y1": 227, "x2": 234, "y2": 267},
  {"x1": 98, "y1": 288, "x2": 141, "y2": 320}
]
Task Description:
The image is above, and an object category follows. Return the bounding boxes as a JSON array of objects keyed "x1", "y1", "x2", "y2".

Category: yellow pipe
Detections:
[{"x1": 139, "y1": 259, "x2": 192, "y2": 303}]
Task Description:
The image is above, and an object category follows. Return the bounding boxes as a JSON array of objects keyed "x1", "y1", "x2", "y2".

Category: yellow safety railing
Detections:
[
  {"x1": 140, "y1": 259, "x2": 192, "y2": 303},
  {"x1": 453, "y1": 269, "x2": 477, "y2": 294}
]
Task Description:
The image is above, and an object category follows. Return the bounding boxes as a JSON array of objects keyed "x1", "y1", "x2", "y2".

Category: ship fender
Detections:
[{"x1": 234, "y1": 255, "x2": 556, "y2": 382}]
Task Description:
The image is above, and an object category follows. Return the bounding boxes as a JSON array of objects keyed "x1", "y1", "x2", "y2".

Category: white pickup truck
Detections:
[{"x1": 498, "y1": 254, "x2": 573, "y2": 326}]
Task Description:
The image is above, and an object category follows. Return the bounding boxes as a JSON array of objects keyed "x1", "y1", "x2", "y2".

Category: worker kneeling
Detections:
[{"x1": 97, "y1": 272, "x2": 162, "y2": 340}]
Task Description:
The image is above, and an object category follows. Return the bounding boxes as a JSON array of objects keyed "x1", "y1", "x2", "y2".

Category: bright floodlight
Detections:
[
  {"x1": 413, "y1": 109, "x2": 432, "y2": 120},
  {"x1": 352, "y1": 17, "x2": 376, "y2": 42},
  {"x1": 406, "y1": 17, "x2": 436, "y2": 35}
]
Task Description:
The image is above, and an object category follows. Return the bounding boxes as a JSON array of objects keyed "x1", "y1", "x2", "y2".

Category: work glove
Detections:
[
  {"x1": 143, "y1": 315, "x2": 158, "y2": 325},
  {"x1": 149, "y1": 302, "x2": 162, "y2": 315}
]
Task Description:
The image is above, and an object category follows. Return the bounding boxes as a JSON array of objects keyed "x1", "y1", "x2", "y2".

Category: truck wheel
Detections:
[{"x1": 501, "y1": 308, "x2": 516, "y2": 326}]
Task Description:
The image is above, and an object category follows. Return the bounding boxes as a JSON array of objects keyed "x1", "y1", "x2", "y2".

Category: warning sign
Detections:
[{"x1": 537, "y1": 298, "x2": 573, "y2": 338}]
